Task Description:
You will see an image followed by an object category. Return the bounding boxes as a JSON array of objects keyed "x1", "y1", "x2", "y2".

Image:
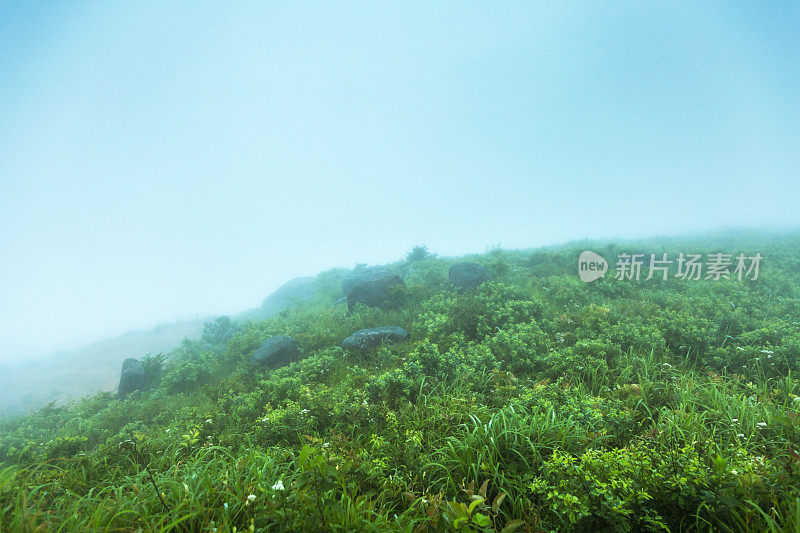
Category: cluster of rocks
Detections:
[
  {"x1": 246, "y1": 325, "x2": 411, "y2": 370},
  {"x1": 118, "y1": 261, "x2": 492, "y2": 396},
  {"x1": 340, "y1": 261, "x2": 491, "y2": 310}
]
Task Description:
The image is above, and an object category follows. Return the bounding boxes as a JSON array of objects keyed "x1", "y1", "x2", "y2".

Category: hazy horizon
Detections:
[
  {"x1": 2, "y1": 3, "x2": 799, "y2": 364},
  {"x1": 3, "y1": 223, "x2": 797, "y2": 367}
]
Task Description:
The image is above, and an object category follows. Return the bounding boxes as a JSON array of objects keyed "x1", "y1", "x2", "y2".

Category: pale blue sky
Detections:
[{"x1": 1, "y1": 2, "x2": 799, "y2": 362}]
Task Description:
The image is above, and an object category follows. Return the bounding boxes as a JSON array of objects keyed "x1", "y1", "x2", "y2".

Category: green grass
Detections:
[{"x1": 2, "y1": 231, "x2": 800, "y2": 531}]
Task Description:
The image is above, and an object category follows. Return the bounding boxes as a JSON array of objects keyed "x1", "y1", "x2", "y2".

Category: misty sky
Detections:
[{"x1": 1, "y1": 2, "x2": 799, "y2": 363}]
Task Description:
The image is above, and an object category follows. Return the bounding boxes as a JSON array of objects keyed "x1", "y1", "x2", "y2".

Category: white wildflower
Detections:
[
  {"x1": 756, "y1": 422, "x2": 767, "y2": 428},
  {"x1": 246, "y1": 494, "x2": 256, "y2": 505},
  {"x1": 271, "y1": 480, "x2": 285, "y2": 491},
  {"x1": 300, "y1": 409, "x2": 309, "y2": 415},
  {"x1": 731, "y1": 470, "x2": 738, "y2": 475},
  {"x1": 737, "y1": 434, "x2": 745, "y2": 438},
  {"x1": 760, "y1": 350, "x2": 774, "y2": 354},
  {"x1": 732, "y1": 418, "x2": 739, "y2": 423}
]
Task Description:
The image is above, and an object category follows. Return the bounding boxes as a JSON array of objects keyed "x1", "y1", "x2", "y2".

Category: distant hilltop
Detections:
[
  {"x1": 0, "y1": 319, "x2": 206, "y2": 417},
  {"x1": 0, "y1": 275, "x2": 329, "y2": 417}
]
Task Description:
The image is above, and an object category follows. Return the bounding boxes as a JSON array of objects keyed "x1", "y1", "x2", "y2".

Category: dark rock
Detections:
[
  {"x1": 346, "y1": 269, "x2": 405, "y2": 312},
  {"x1": 449, "y1": 262, "x2": 492, "y2": 290},
  {"x1": 342, "y1": 326, "x2": 410, "y2": 352},
  {"x1": 118, "y1": 358, "x2": 147, "y2": 399},
  {"x1": 261, "y1": 277, "x2": 317, "y2": 315},
  {"x1": 251, "y1": 335, "x2": 300, "y2": 367},
  {"x1": 342, "y1": 267, "x2": 389, "y2": 295}
]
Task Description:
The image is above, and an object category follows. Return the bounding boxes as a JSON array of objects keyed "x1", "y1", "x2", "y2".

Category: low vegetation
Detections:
[{"x1": 2, "y1": 232, "x2": 800, "y2": 532}]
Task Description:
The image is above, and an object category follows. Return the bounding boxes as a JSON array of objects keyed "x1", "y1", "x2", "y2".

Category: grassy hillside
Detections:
[{"x1": 2, "y1": 231, "x2": 800, "y2": 532}]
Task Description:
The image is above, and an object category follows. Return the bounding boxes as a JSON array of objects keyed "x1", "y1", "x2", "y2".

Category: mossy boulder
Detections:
[
  {"x1": 345, "y1": 269, "x2": 405, "y2": 312},
  {"x1": 449, "y1": 262, "x2": 492, "y2": 290},
  {"x1": 117, "y1": 358, "x2": 147, "y2": 399},
  {"x1": 251, "y1": 335, "x2": 300, "y2": 367},
  {"x1": 342, "y1": 267, "x2": 391, "y2": 295},
  {"x1": 342, "y1": 326, "x2": 410, "y2": 352}
]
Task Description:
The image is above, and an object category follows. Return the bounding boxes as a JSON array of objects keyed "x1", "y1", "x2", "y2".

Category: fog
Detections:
[{"x1": 1, "y1": 2, "x2": 799, "y2": 366}]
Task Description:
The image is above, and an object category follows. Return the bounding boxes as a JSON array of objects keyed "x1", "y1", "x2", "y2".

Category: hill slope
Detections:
[
  {"x1": 0, "y1": 276, "x2": 326, "y2": 417},
  {"x1": 0, "y1": 319, "x2": 207, "y2": 417},
  {"x1": 1, "y1": 231, "x2": 800, "y2": 531}
]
